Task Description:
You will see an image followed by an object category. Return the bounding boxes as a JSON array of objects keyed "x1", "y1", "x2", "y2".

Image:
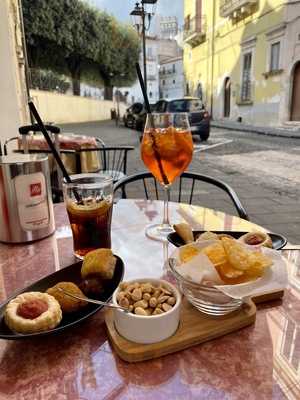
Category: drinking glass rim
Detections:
[{"x1": 63, "y1": 173, "x2": 113, "y2": 189}]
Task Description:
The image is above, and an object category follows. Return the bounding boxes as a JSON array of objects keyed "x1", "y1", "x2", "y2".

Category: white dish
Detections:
[{"x1": 112, "y1": 278, "x2": 181, "y2": 344}]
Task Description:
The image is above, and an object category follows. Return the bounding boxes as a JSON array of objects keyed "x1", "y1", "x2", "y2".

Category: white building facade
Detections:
[{"x1": 159, "y1": 56, "x2": 185, "y2": 99}]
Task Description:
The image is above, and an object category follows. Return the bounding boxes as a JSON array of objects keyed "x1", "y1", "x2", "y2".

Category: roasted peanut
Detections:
[
  {"x1": 160, "y1": 287, "x2": 172, "y2": 296},
  {"x1": 119, "y1": 282, "x2": 128, "y2": 290},
  {"x1": 158, "y1": 295, "x2": 170, "y2": 304},
  {"x1": 133, "y1": 299, "x2": 148, "y2": 309},
  {"x1": 131, "y1": 288, "x2": 142, "y2": 301},
  {"x1": 129, "y1": 305, "x2": 134, "y2": 312},
  {"x1": 153, "y1": 308, "x2": 164, "y2": 315},
  {"x1": 167, "y1": 297, "x2": 176, "y2": 306},
  {"x1": 126, "y1": 284, "x2": 136, "y2": 293},
  {"x1": 153, "y1": 289, "x2": 161, "y2": 298},
  {"x1": 143, "y1": 293, "x2": 151, "y2": 301},
  {"x1": 149, "y1": 297, "x2": 157, "y2": 308},
  {"x1": 135, "y1": 307, "x2": 147, "y2": 316},
  {"x1": 116, "y1": 291, "x2": 126, "y2": 302},
  {"x1": 141, "y1": 283, "x2": 152, "y2": 293},
  {"x1": 119, "y1": 297, "x2": 130, "y2": 309},
  {"x1": 162, "y1": 303, "x2": 172, "y2": 312}
]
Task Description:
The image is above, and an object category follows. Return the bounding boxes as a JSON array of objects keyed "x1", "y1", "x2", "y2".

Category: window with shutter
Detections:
[
  {"x1": 241, "y1": 52, "x2": 252, "y2": 101},
  {"x1": 270, "y1": 42, "x2": 280, "y2": 72}
]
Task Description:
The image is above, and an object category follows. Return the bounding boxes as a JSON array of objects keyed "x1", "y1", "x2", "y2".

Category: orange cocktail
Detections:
[
  {"x1": 140, "y1": 113, "x2": 193, "y2": 241},
  {"x1": 141, "y1": 126, "x2": 193, "y2": 185}
]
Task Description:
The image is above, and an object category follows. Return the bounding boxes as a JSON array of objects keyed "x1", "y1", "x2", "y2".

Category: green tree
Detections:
[{"x1": 22, "y1": 0, "x2": 140, "y2": 96}]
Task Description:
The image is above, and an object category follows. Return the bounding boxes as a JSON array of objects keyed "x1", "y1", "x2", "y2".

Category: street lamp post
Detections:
[{"x1": 130, "y1": 0, "x2": 157, "y2": 95}]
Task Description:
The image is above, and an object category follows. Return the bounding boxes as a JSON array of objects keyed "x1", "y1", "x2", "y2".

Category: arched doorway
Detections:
[
  {"x1": 196, "y1": 83, "x2": 203, "y2": 101},
  {"x1": 290, "y1": 62, "x2": 300, "y2": 120},
  {"x1": 224, "y1": 77, "x2": 231, "y2": 118}
]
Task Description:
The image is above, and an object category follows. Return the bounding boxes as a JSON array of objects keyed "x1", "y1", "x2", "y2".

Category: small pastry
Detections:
[
  {"x1": 4, "y1": 292, "x2": 62, "y2": 334},
  {"x1": 47, "y1": 282, "x2": 87, "y2": 313},
  {"x1": 238, "y1": 232, "x2": 272, "y2": 248},
  {"x1": 79, "y1": 278, "x2": 104, "y2": 297},
  {"x1": 173, "y1": 223, "x2": 194, "y2": 243},
  {"x1": 81, "y1": 249, "x2": 116, "y2": 280}
]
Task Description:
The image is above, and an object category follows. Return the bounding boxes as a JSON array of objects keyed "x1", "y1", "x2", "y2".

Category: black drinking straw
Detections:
[
  {"x1": 135, "y1": 63, "x2": 169, "y2": 186},
  {"x1": 28, "y1": 101, "x2": 81, "y2": 202}
]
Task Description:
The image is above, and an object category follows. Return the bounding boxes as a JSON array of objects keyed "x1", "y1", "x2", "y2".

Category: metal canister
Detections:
[{"x1": 0, "y1": 154, "x2": 55, "y2": 243}]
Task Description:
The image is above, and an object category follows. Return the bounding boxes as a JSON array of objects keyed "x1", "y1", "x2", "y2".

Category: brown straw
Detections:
[
  {"x1": 135, "y1": 63, "x2": 169, "y2": 186},
  {"x1": 28, "y1": 101, "x2": 81, "y2": 202}
]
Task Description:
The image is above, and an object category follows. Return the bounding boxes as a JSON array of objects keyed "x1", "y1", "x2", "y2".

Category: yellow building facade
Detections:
[{"x1": 183, "y1": 0, "x2": 300, "y2": 126}]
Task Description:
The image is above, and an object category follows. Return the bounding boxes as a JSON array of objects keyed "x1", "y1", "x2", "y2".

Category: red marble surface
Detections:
[{"x1": 0, "y1": 200, "x2": 299, "y2": 400}]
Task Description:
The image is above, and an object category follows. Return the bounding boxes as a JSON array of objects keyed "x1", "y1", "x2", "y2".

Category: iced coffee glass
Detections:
[{"x1": 63, "y1": 174, "x2": 113, "y2": 259}]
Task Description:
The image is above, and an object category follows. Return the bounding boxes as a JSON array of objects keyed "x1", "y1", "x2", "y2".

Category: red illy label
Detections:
[{"x1": 30, "y1": 183, "x2": 42, "y2": 197}]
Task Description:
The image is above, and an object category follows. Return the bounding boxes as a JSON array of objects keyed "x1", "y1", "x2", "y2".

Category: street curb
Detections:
[{"x1": 211, "y1": 121, "x2": 300, "y2": 139}]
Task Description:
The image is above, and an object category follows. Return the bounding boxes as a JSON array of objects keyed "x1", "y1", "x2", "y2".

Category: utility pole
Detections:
[
  {"x1": 141, "y1": 4, "x2": 147, "y2": 92},
  {"x1": 210, "y1": 0, "x2": 216, "y2": 118}
]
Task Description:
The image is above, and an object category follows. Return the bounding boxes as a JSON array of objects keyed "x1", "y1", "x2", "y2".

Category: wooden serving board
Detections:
[{"x1": 105, "y1": 290, "x2": 284, "y2": 363}]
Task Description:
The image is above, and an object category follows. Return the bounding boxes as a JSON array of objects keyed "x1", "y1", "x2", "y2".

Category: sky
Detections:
[{"x1": 86, "y1": 0, "x2": 183, "y2": 26}]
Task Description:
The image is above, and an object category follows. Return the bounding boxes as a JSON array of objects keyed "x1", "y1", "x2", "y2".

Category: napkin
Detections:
[{"x1": 175, "y1": 252, "x2": 224, "y2": 285}]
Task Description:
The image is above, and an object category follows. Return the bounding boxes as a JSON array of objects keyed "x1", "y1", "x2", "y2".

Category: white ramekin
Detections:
[{"x1": 112, "y1": 278, "x2": 181, "y2": 344}]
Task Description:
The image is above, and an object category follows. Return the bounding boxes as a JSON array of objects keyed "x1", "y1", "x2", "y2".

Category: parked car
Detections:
[
  {"x1": 123, "y1": 102, "x2": 145, "y2": 130},
  {"x1": 123, "y1": 102, "x2": 156, "y2": 132},
  {"x1": 152, "y1": 97, "x2": 210, "y2": 141}
]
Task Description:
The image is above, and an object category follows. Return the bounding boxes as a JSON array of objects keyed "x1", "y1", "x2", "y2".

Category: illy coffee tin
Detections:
[{"x1": 0, "y1": 154, "x2": 55, "y2": 243}]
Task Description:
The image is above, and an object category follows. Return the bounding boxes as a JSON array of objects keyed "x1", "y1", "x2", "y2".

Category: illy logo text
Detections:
[{"x1": 30, "y1": 182, "x2": 42, "y2": 197}]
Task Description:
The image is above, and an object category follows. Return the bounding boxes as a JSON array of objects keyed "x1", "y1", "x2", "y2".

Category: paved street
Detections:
[{"x1": 61, "y1": 120, "x2": 300, "y2": 244}]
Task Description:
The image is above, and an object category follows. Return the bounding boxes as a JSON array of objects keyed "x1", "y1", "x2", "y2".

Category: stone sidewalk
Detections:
[
  {"x1": 61, "y1": 120, "x2": 300, "y2": 244},
  {"x1": 212, "y1": 119, "x2": 300, "y2": 139}
]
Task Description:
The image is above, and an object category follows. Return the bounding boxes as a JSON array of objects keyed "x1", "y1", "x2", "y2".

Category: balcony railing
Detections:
[
  {"x1": 220, "y1": 0, "x2": 257, "y2": 18},
  {"x1": 183, "y1": 16, "x2": 206, "y2": 47},
  {"x1": 159, "y1": 69, "x2": 176, "y2": 76}
]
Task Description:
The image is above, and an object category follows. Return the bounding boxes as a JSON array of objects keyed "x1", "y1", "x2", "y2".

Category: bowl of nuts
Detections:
[{"x1": 112, "y1": 279, "x2": 181, "y2": 344}]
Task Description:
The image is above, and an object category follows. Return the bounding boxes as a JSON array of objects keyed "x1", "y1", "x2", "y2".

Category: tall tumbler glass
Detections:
[
  {"x1": 63, "y1": 174, "x2": 113, "y2": 259},
  {"x1": 141, "y1": 113, "x2": 193, "y2": 241}
]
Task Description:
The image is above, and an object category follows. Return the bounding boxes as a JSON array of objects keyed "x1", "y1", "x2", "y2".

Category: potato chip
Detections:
[
  {"x1": 202, "y1": 242, "x2": 227, "y2": 266},
  {"x1": 179, "y1": 245, "x2": 200, "y2": 263},
  {"x1": 215, "y1": 262, "x2": 244, "y2": 279},
  {"x1": 221, "y1": 237, "x2": 272, "y2": 272}
]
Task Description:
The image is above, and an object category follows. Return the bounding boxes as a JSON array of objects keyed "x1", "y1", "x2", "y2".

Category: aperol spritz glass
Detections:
[{"x1": 141, "y1": 113, "x2": 193, "y2": 241}]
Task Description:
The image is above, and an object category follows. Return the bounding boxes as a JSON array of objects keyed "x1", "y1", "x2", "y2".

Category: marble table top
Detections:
[{"x1": 0, "y1": 199, "x2": 299, "y2": 400}]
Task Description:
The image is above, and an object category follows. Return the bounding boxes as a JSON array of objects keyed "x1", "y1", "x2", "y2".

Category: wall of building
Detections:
[
  {"x1": 30, "y1": 90, "x2": 127, "y2": 124},
  {"x1": 184, "y1": 0, "x2": 288, "y2": 126},
  {"x1": 0, "y1": 0, "x2": 29, "y2": 146},
  {"x1": 159, "y1": 58, "x2": 185, "y2": 99}
]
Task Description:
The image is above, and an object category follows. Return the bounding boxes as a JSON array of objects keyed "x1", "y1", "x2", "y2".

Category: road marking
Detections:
[{"x1": 194, "y1": 139, "x2": 233, "y2": 153}]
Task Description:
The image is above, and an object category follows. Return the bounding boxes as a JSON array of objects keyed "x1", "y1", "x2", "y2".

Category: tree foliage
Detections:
[{"x1": 22, "y1": 0, "x2": 140, "y2": 96}]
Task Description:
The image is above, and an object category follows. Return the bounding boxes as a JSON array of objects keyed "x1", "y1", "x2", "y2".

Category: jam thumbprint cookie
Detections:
[{"x1": 4, "y1": 292, "x2": 62, "y2": 334}]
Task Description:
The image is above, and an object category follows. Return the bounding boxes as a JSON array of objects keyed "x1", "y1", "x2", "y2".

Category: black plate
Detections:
[
  {"x1": 167, "y1": 231, "x2": 287, "y2": 250},
  {"x1": 0, "y1": 256, "x2": 124, "y2": 339}
]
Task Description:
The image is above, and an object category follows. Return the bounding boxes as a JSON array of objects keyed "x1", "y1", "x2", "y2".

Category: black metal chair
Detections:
[
  {"x1": 75, "y1": 146, "x2": 134, "y2": 182},
  {"x1": 113, "y1": 171, "x2": 249, "y2": 220}
]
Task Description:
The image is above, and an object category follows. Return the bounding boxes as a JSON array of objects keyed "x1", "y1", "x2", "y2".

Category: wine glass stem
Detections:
[{"x1": 162, "y1": 185, "x2": 171, "y2": 227}]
